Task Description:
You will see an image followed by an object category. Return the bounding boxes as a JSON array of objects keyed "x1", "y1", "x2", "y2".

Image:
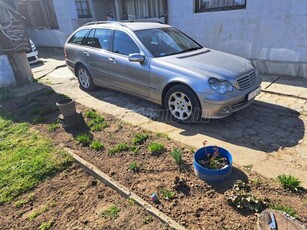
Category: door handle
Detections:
[
  {"x1": 83, "y1": 50, "x2": 89, "y2": 56},
  {"x1": 108, "y1": 57, "x2": 116, "y2": 63}
]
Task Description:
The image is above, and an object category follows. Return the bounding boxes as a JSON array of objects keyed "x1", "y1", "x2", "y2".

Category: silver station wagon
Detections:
[{"x1": 64, "y1": 21, "x2": 261, "y2": 122}]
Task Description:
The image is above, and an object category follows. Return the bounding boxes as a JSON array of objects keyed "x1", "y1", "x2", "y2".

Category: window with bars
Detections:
[
  {"x1": 75, "y1": 0, "x2": 91, "y2": 18},
  {"x1": 195, "y1": 0, "x2": 247, "y2": 13}
]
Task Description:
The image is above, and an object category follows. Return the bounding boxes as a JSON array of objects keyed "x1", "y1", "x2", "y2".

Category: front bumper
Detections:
[
  {"x1": 199, "y1": 83, "x2": 261, "y2": 119},
  {"x1": 26, "y1": 50, "x2": 39, "y2": 64}
]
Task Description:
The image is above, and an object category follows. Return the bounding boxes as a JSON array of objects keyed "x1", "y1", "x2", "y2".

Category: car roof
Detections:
[{"x1": 82, "y1": 21, "x2": 171, "y2": 31}]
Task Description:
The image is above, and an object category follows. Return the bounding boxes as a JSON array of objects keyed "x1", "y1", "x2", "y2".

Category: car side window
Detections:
[
  {"x1": 69, "y1": 29, "x2": 89, "y2": 45},
  {"x1": 113, "y1": 30, "x2": 140, "y2": 56},
  {"x1": 83, "y1": 29, "x2": 95, "y2": 47},
  {"x1": 93, "y1": 29, "x2": 112, "y2": 50}
]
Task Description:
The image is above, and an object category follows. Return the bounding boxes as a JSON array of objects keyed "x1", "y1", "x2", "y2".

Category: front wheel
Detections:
[
  {"x1": 165, "y1": 85, "x2": 201, "y2": 123},
  {"x1": 76, "y1": 65, "x2": 96, "y2": 91}
]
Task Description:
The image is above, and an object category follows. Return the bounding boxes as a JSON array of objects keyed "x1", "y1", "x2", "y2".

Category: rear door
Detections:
[
  {"x1": 105, "y1": 30, "x2": 150, "y2": 98},
  {"x1": 82, "y1": 28, "x2": 113, "y2": 87}
]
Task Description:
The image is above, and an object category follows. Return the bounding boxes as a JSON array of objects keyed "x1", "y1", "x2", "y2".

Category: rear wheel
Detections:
[
  {"x1": 165, "y1": 85, "x2": 201, "y2": 123},
  {"x1": 76, "y1": 65, "x2": 96, "y2": 91}
]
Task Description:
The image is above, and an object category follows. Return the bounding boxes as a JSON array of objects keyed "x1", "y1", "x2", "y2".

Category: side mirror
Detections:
[{"x1": 128, "y1": 53, "x2": 145, "y2": 63}]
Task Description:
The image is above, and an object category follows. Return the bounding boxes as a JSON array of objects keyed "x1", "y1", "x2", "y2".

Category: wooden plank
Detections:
[{"x1": 65, "y1": 148, "x2": 186, "y2": 230}]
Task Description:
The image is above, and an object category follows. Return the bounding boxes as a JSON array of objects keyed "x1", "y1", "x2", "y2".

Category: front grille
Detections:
[{"x1": 237, "y1": 71, "x2": 256, "y2": 90}]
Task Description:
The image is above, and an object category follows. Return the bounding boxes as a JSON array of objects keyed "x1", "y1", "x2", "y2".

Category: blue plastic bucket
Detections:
[{"x1": 194, "y1": 146, "x2": 233, "y2": 182}]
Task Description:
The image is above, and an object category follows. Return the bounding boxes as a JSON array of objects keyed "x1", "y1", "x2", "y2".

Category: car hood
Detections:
[{"x1": 158, "y1": 48, "x2": 254, "y2": 80}]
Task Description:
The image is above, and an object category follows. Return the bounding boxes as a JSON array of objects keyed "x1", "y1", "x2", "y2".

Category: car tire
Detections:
[
  {"x1": 76, "y1": 65, "x2": 96, "y2": 91},
  {"x1": 165, "y1": 85, "x2": 201, "y2": 123}
]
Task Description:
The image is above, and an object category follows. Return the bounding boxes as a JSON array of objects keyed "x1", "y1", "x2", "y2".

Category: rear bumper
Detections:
[{"x1": 26, "y1": 50, "x2": 39, "y2": 64}]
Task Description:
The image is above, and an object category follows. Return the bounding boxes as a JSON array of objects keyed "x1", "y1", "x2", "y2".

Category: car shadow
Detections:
[{"x1": 87, "y1": 88, "x2": 305, "y2": 153}]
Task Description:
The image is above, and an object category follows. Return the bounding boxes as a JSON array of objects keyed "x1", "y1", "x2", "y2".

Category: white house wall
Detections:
[{"x1": 168, "y1": 0, "x2": 307, "y2": 78}]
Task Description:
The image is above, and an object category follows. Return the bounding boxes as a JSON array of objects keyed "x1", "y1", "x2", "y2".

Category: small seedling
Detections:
[
  {"x1": 48, "y1": 122, "x2": 60, "y2": 132},
  {"x1": 132, "y1": 133, "x2": 149, "y2": 145},
  {"x1": 15, "y1": 199, "x2": 27, "y2": 208},
  {"x1": 161, "y1": 189, "x2": 176, "y2": 200},
  {"x1": 90, "y1": 140, "x2": 104, "y2": 151},
  {"x1": 85, "y1": 109, "x2": 98, "y2": 118},
  {"x1": 243, "y1": 164, "x2": 253, "y2": 172},
  {"x1": 277, "y1": 174, "x2": 302, "y2": 192},
  {"x1": 148, "y1": 142, "x2": 164, "y2": 154},
  {"x1": 74, "y1": 133, "x2": 91, "y2": 146},
  {"x1": 127, "y1": 198, "x2": 136, "y2": 205},
  {"x1": 128, "y1": 161, "x2": 140, "y2": 173},
  {"x1": 108, "y1": 143, "x2": 129, "y2": 155},
  {"x1": 270, "y1": 204, "x2": 297, "y2": 217},
  {"x1": 130, "y1": 145, "x2": 139, "y2": 154},
  {"x1": 32, "y1": 116, "x2": 45, "y2": 123},
  {"x1": 87, "y1": 115, "x2": 108, "y2": 131},
  {"x1": 100, "y1": 205, "x2": 120, "y2": 219},
  {"x1": 170, "y1": 149, "x2": 183, "y2": 165},
  {"x1": 28, "y1": 204, "x2": 49, "y2": 220},
  {"x1": 39, "y1": 220, "x2": 54, "y2": 230},
  {"x1": 144, "y1": 215, "x2": 153, "y2": 224}
]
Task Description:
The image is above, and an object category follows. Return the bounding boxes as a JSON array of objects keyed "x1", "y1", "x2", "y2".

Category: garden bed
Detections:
[{"x1": 1, "y1": 88, "x2": 306, "y2": 229}]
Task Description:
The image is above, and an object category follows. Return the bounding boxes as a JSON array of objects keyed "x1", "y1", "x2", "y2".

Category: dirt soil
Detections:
[{"x1": 1, "y1": 88, "x2": 306, "y2": 230}]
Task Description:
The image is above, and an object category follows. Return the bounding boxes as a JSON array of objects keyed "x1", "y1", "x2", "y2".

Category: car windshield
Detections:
[{"x1": 135, "y1": 27, "x2": 202, "y2": 57}]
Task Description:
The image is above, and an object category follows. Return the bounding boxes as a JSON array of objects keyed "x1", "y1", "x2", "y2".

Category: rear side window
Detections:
[
  {"x1": 113, "y1": 30, "x2": 139, "y2": 56},
  {"x1": 93, "y1": 29, "x2": 112, "y2": 50},
  {"x1": 83, "y1": 29, "x2": 95, "y2": 47},
  {"x1": 68, "y1": 29, "x2": 89, "y2": 44}
]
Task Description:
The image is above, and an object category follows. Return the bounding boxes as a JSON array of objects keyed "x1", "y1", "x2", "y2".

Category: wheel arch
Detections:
[{"x1": 161, "y1": 81, "x2": 202, "y2": 110}]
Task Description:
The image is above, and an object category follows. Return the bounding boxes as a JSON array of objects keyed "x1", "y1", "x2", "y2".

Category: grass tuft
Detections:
[
  {"x1": 128, "y1": 161, "x2": 140, "y2": 173},
  {"x1": 277, "y1": 174, "x2": 302, "y2": 192},
  {"x1": 108, "y1": 143, "x2": 129, "y2": 155},
  {"x1": 170, "y1": 149, "x2": 183, "y2": 165},
  {"x1": 270, "y1": 204, "x2": 297, "y2": 217},
  {"x1": 100, "y1": 205, "x2": 120, "y2": 219},
  {"x1": 148, "y1": 142, "x2": 164, "y2": 154},
  {"x1": 74, "y1": 133, "x2": 92, "y2": 146},
  {"x1": 90, "y1": 140, "x2": 104, "y2": 151},
  {"x1": 132, "y1": 133, "x2": 148, "y2": 145}
]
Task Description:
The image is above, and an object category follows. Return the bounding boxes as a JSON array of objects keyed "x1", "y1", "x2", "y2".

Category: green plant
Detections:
[
  {"x1": 28, "y1": 204, "x2": 49, "y2": 220},
  {"x1": 48, "y1": 122, "x2": 60, "y2": 132},
  {"x1": 87, "y1": 115, "x2": 108, "y2": 132},
  {"x1": 277, "y1": 174, "x2": 302, "y2": 192},
  {"x1": 132, "y1": 133, "x2": 148, "y2": 145},
  {"x1": 170, "y1": 149, "x2": 183, "y2": 165},
  {"x1": 85, "y1": 109, "x2": 98, "y2": 118},
  {"x1": 90, "y1": 140, "x2": 104, "y2": 151},
  {"x1": 130, "y1": 145, "x2": 139, "y2": 154},
  {"x1": 225, "y1": 180, "x2": 267, "y2": 213},
  {"x1": 39, "y1": 220, "x2": 54, "y2": 230},
  {"x1": 128, "y1": 161, "x2": 140, "y2": 173},
  {"x1": 15, "y1": 199, "x2": 27, "y2": 208},
  {"x1": 108, "y1": 143, "x2": 129, "y2": 155},
  {"x1": 75, "y1": 133, "x2": 91, "y2": 146},
  {"x1": 148, "y1": 142, "x2": 164, "y2": 154},
  {"x1": 100, "y1": 205, "x2": 120, "y2": 219},
  {"x1": 243, "y1": 164, "x2": 253, "y2": 172},
  {"x1": 161, "y1": 189, "x2": 176, "y2": 200},
  {"x1": 32, "y1": 116, "x2": 45, "y2": 123},
  {"x1": 144, "y1": 215, "x2": 153, "y2": 224},
  {"x1": 127, "y1": 198, "x2": 136, "y2": 205},
  {"x1": 270, "y1": 204, "x2": 297, "y2": 217},
  {"x1": 197, "y1": 141, "x2": 228, "y2": 170}
]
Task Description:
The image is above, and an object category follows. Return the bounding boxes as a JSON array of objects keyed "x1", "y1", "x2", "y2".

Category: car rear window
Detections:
[{"x1": 68, "y1": 29, "x2": 89, "y2": 44}]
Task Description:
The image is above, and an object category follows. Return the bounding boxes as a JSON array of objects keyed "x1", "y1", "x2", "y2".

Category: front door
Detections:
[{"x1": 105, "y1": 30, "x2": 150, "y2": 98}]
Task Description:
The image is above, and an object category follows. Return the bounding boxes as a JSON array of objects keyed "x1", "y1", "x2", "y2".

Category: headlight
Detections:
[{"x1": 209, "y1": 78, "x2": 234, "y2": 95}]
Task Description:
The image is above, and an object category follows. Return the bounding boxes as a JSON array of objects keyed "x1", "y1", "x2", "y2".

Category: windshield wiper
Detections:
[{"x1": 171, "y1": 47, "x2": 202, "y2": 55}]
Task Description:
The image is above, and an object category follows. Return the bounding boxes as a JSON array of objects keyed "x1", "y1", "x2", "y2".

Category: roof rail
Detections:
[
  {"x1": 83, "y1": 21, "x2": 127, "y2": 27},
  {"x1": 122, "y1": 19, "x2": 164, "y2": 24}
]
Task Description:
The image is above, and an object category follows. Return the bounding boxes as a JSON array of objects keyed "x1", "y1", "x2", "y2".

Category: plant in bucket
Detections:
[{"x1": 194, "y1": 140, "x2": 233, "y2": 182}]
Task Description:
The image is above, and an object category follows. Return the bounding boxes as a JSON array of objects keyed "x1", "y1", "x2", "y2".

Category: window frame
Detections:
[
  {"x1": 75, "y1": 0, "x2": 91, "y2": 19},
  {"x1": 195, "y1": 0, "x2": 247, "y2": 13},
  {"x1": 112, "y1": 30, "x2": 140, "y2": 56}
]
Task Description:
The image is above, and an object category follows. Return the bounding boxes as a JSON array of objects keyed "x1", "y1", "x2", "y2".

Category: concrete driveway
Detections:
[{"x1": 30, "y1": 49, "x2": 307, "y2": 187}]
